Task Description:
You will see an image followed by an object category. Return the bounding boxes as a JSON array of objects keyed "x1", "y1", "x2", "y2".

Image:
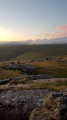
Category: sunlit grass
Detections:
[
  {"x1": 0, "y1": 62, "x2": 22, "y2": 80},
  {"x1": 29, "y1": 61, "x2": 67, "y2": 78}
]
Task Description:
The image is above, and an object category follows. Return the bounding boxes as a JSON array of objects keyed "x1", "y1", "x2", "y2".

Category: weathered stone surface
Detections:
[
  {"x1": 0, "y1": 87, "x2": 67, "y2": 120},
  {"x1": 0, "y1": 89, "x2": 50, "y2": 120}
]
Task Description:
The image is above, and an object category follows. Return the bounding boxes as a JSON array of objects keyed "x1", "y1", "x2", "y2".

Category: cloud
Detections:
[
  {"x1": 50, "y1": 25, "x2": 67, "y2": 39},
  {"x1": 35, "y1": 25, "x2": 67, "y2": 40},
  {"x1": 56, "y1": 25, "x2": 67, "y2": 30},
  {"x1": 31, "y1": 37, "x2": 67, "y2": 44},
  {"x1": 0, "y1": 37, "x2": 67, "y2": 45}
]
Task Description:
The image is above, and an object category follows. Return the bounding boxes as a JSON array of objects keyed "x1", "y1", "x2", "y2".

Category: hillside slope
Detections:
[{"x1": 0, "y1": 44, "x2": 67, "y2": 61}]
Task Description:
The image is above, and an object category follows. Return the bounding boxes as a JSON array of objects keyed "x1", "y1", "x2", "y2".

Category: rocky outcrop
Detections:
[
  {"x1": 0, "y1": 89, "x2": 50, "y2": 120},
  {"x1": 0, "y1": 74, "x2": 53, "y2": 85},
  {"x1": 6, "y1": 62, "x2": 35, "y2": 75},
  {"x1": 29, "y1": 89, "x2": 67, "y2": 120},
  {"x1": 0, "y1": 73, "x2": 54, "y2": 86},
  {"x1": 30, "y1": 57, "x2": 67, "y2": 63},
  {"x1": 0, "y1": 76, "x2": 23, "y2": 85},
  {"x1": 23, "y1": 74, "x2": 53, "y2": 80},
  {"x1": 0, "y1": 89, "x2": 67, "y2": 120}
]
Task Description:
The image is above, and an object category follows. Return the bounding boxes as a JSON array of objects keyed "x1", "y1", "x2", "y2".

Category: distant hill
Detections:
[
  {"x1": 0, "y1": 44, "x2": 67, "y2": 61},
  {"x1": 0, "y1": 37, "x2": 67, "y2": 45}
]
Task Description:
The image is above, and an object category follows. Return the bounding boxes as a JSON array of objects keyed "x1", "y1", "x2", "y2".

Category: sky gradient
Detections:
[{"x1": 0, "y1": 0, "x2": 67, "y2": 42}]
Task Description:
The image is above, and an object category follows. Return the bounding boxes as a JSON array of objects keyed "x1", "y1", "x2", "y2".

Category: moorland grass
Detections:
[
  {"x1": 0, "y1": 62, "x2": 22, "y2": 80},
  {"x1": 33, "y1": 80, "x2": 67, "y2": 92},
  {"x1": 29, "y1": 61, "x2": 67, "y2": 78}
]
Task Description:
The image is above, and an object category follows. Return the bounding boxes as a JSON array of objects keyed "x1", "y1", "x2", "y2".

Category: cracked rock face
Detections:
[
  {"x1": 29, "y1": 89, "x2": 67, "y2": 120},
  {"x1": 0, "y1": 89, "x2": 50, "y2": 120}
]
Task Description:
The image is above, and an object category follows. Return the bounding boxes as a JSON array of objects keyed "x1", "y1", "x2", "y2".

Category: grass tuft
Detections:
[{"x1": 33, "y1": 80, "x2": 67, "y2": 92}]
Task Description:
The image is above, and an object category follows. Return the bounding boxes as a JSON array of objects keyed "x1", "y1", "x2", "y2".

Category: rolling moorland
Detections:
[
  {"x1": 0, "y1": 44, "x2": 67, "y2": 120},
  {"x1": 0, "y1": 44, "x2": 67, "y2": 61},
  {"x1": 0, "y1": 44, "x2": 67, "y2": 79}
]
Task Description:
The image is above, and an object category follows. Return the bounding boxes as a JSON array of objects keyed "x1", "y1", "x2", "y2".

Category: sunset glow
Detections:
[{"x1": 0, "y1": 0, "x2": 67, "y2": 42}]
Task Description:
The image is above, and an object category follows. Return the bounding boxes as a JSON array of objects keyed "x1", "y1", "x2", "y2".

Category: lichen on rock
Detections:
[{"x1": 29, "y1": 90, "x2": 67, "y2": 120}]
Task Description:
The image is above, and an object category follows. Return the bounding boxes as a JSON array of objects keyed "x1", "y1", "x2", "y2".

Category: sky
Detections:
[{"x1": 0, "y1": 0, "x2": 67, "y2": 42}]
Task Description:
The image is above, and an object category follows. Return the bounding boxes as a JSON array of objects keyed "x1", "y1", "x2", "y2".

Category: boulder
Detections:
[
  {"x1": 0, "y1": 89, "x2": 50, "y2": 120},
  {"x1": 17, "y1": 61, "x2": 20, "y2": 64}
]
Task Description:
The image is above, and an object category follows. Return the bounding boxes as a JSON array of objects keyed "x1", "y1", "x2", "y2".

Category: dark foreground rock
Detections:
[
  {"x1": 0, "y1": 89, "x2": 67, "y2": 120},
  {"x1": 29, "y1": 89, "x2": 67, "y2": 120},
  {"x1": 0, "y1": 89, "x2": 50, "y2": 120}
]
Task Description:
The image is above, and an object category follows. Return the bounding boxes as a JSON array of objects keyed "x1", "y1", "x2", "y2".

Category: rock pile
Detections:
[
  {"x1": 57, "y1": 58, "x2": 67, "y2": 63},
  {"x1": 30, "y1": 57, "x2": 67, "y2": 63},
  {"x1": 6, "y1": 62, "x2": 35, "y2": 75}
]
